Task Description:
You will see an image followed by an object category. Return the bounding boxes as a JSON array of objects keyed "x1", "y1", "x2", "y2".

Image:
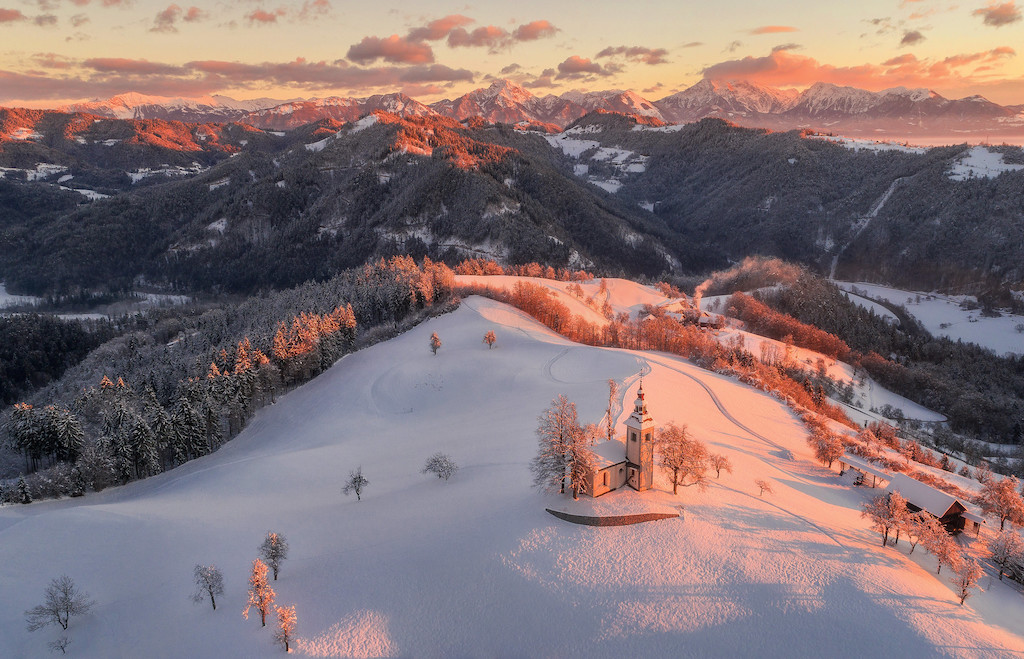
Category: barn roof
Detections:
[
  {"x1": 839, "y1": 453, "x2": 891, "y2": 482},
  {"x1": 589, "y1": 440, "x2": 626, "y2": 470},
  {"x1": 885, "y1": 473, "x2": 967, "y2": 519}
]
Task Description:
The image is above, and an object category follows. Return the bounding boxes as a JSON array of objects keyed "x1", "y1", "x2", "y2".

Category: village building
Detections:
[
  {"x1": 583, "y1": 383, "x2": 656, "y2": 497},
  {"x1": 884, "y1": 473, "x2": 985, "y2": 535},
  {"x1": 838, "y1": 452, "x2": 892, "y2": 488}
]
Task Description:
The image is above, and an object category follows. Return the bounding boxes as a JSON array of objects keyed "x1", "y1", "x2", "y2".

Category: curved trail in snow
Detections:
[{"x1": 638, "y1": 354, "x2": 846, "y2": 547}]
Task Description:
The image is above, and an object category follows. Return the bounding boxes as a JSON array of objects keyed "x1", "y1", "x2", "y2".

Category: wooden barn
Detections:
[
  {"x1": 838, "y1": 453, "x2": 892, "y2": 488},
  {"x1": 885, "y1": 473, "x2": 985, "y2": 535}
]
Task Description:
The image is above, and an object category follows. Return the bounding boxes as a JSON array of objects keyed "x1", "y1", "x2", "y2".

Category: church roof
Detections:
[{"x1": 589, "y1": 440, "x2": 626, "y2": 469}]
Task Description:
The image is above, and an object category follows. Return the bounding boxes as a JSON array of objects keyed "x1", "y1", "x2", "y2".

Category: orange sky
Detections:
[{"x1": 1, "y1": 0, "x2": 1023, "y2": 105}]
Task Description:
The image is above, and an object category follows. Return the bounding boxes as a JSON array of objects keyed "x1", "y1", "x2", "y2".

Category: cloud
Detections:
[
  {"x1": 70, "y1": 13, "x2": 89, "y2": 26},
  {"x1": 500, "y1": 63, "x2": 521, "y2": 74},
  {"x1": 901, "y1": 30, "x2": 925, "y2": 46},
  {"x1": 32, "y1": 52, "x2": 74, "y2": 69},
  {"x1": 595, "y1": 45, "x2": 670, "y2": 65},
  {"x1": 523, "y1": 69, "x2": 557, "y2": 88},
  {"x1": 681, "y1": 42, "x2": 704, "y2": 48},
  {"x1": 973, "y1": 1, "x2": 1022, "y2": 26},
  {"x1": 701, "y1": 46, "x2": 1017, "y2": 92},
  {"x1": 406, "y1": 14, "x2": 473, "y2": 41},
  {"x1": 347, "y1": 35, "x2": 434, "y2": 64},
  {"x1": 0, "y1": 8, "x2": 27, "y2": 23},
  {"x1": 246, "y1": 8, "x2": 286, "y2": 24},
  {"x1": 0, "y1": 55, "x2": 477, "y2": 103},
  {"x1": 726, "y1": 40, "x2": 743, "y2": 53},
  {"x1": 749, "y1": 25, "x2": 798, "y2": 35},
  {"x1": 34, "y1": 13, "x2": 57, "y2": 26},
  {"x1": 643, "y1": 82, "x2": 665, "y2": 94},
  {"x1": 556, "y1": 55, "x2": 615, "y2": 79},
  {"x1": 298, "y1": 0, "x2": 330, "y2": 20},
  {"x1": 151, "y1": 5, "x2": 206, "y2": 33},
  {"x1": 772, "y1": 43, "x2": 801, "y2": 52},
  {"x1": 512, "y1": 20, "x2": 558, "y2": 41},
  {"x1": 447, "y1": 25, "x2": 508, "y2": 49}
]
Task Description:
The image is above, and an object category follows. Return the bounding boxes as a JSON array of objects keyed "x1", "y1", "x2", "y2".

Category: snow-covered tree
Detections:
[
  {"x1": 48, "y1": 635, "x2": 70, "y2": 655},
  {"x1": 483, "y1": 330, "x2": 497, "y2": 349},
  {"x1": 710, "y1": 453, "x2": 732, "y2": 479},
  {"x1": 191, "y1": 564, "x2": 224, "y2": 610},
  {"x1": 923, "y1": 527, "x2": 962, "y2": 575},
  {"x1": 861, "y1": 492, "x2": 908, "y2": 547},
  {"x1": 905, "y1": 511, "x2": 938, "y2": 555},
  {"x1": 422, "y1": 453, "x2": 458, "y2": 481},
  {"x1": 808, "y1": 427, "x2": 844, "y2": 469},
  {"x1": 343, "y1": 466, "x2": 369, "y2": 501},
  {"x1": 429, "y1": 332, "x2": 441, "y2": 356},
  {"x1": 531, "y1": 394, "x2": 591, "y2": 498},
  {"x1": 242, "y1": 559, "x2": 275, "y2": 627},
  {"x1": 567, "y1": 430, "x2": 595, "y2": 501},
  {"x1": 950, "y1": 558, "x2": 984, "y2": 605},
  {"x1": 16, "y1": 475, "x2": 31, "y2": 504},
  {"x1": 979, "y1": 476, "x2": 1024, "y2": 531},
  {"x1": 273, "y1": 604, "x2": 297, "y2": 652},
  {"x1": 755, "y1": 479, "x2": 773, "y2": 497},
  {"x1": 24, "y1": 575, "x2": 94, "y2": 632},
  {"x1": 988, "y1": 530, "x2": 1024, "y2": 581},
  {"x1": 259, "y1": 532, "x2": 289, "y2": 581},
  {"x1": 657, "y1": 423, "x2": 709, "y2": 495}
]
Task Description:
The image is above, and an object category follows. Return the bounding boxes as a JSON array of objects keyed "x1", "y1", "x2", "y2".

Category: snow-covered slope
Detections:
[{"x1": 3, "y1": 294, "x2": 1023, "y2": 657}]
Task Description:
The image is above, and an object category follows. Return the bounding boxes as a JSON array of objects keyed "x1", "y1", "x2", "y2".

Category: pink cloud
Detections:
[
  {"x1": 447, "y1": 25, "x2": 508, "y2": 49},
  {"x1": 513, "y1": 20, "x2": 558, "y2": 41},
  {"x1": 347, "y1": 34, "x2": 434, "y2": 64},
  {"x1": 595, "y1": 45, "x2": 670, "y2": 65},
  {"x1": 0, "y1": 8, "x2": 27, "y2": 22},
  {"x1": 702, "y1": 47, "x2": 1017, "y2": 92},
  {"x1": 749, "y1": 25, "x2": 798, "y2": 35},
  {"x1": 407, "y1": 14, "x2": 473, "y2": 41},
  {"x1": 973, "y1": 1, "x2": 1022, "y2": 26},
  {"x1": 247, "y1": 8, "x2": 286, "y2": 25},
  {"x1": 556, "y1": 55, "x2": 614, "y2": 79}
]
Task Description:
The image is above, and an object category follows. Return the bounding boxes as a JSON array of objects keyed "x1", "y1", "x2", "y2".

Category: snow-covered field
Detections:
[
  {"x1": 948, "y1": 147, "x2": 1024, "y2": 181},
  {"x1": 836, "y1": 281, "x2": 1024, "y2": 356},
  {"x1": 0, "y1": 282, "x2": 41, "y2": 309},
  {"x1": 4, "y1": 288, "x2": 1022, "y2": 657}
]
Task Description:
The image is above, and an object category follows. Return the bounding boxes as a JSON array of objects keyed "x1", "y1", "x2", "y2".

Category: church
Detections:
[{"x1": 583, "y1": 383, "x2": 655, "y2": 497}]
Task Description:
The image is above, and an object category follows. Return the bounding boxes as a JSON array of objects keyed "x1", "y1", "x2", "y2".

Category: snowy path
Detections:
[{"x1": 830, "y1": 177, "x2": 907, "y2": 278}]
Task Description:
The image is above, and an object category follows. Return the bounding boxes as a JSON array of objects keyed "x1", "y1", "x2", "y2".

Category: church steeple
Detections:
[{"x1": 624, "y1": 379, "x2": 655, "y2": 491}]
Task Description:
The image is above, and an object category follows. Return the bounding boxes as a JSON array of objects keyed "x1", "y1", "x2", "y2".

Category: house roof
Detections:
[
  {"x1": 839, "y1": 453, "x2": 891, "y2": 482},
  {"x1": 589, "y1": 440, "x2": 626, "y2": 470},
  {"x1": 885, "y1": 473, "x2": 967, "y2": 519}
]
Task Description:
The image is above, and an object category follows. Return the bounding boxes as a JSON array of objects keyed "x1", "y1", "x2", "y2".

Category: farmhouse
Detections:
[
  {"x1": 583, "y1": 383, "x2": 656, "y2": 497},
  {"x1": 885, "y1": 473, "x2": 985, "y2": 535}
]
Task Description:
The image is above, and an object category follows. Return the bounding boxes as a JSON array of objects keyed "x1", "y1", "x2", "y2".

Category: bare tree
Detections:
[
  {"x1": 273, "y1": 604, "x2": 297, "y2": 652},
  {"x1": 657, "y1": 423, "x2": 709, "y2": 494},
  {"x1": 25, "y1": 575, "x2": 94, "y2": 632},
  {"x1": 422, "y1": 452, "x2": 458, "y2": 481},
  {"x1": 605, "y1": 379, "x2": 618, "y2": 443},
  {"x1": 483, "y1": 330, "x2": 497, "y2": 349},
  {"x1": 979, "y1": 476, "x2": 1024, "y2": 531},
  {"x1": 343, "y1": 466, "x2": 369, "y2": 501},
  {"x1": 710, "y1": 453, "x2": 732, "y2": 479},
  {"x1": 242, "y1": 559, "x2": 276, "y2": 627},
  {"x1": 192, "y1": 564, "x2": 224, "y2": 610},
  {"x1": 567, "y1": 430, "x2": 595, "y2": 501},
  {"x1": 905, "y1": 512, "x2": 937, "y2": 555},
  {"x1": 259, "y1": 532, "x2": 289, "y2": 581},
  {"x1": 950, "y1": 559, "x2": 984, "y2": 605},
  {"x1": 922, "y1": 527, "x2": 962, "y2": 575},
  {"x1": 755, "y1": 479, "x2": 773, "y2": 497},
  {"x1": 988, "y1": 530, "x2": 1024, "y2": 581},
  {"x1": 429, "y1": 332, "x2": 441, "y2": 356},
  {"x1": 48, "y1": 636, "x2": 71, "y2": 655}
]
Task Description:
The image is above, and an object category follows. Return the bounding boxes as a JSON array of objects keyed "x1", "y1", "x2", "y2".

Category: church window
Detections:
[
  {"x1": 631, "y1": 432, "x2": 637, "y2": 442},
  {"x1": 645, "y1": 432, "x2": 651, "y2": 442},
  {"x1": 602, "y1": 472, "x2": 609, "y2": 486}
]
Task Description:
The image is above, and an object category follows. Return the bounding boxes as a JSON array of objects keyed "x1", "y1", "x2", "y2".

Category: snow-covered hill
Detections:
[{"x1": 3, "y1": 287, "x2": 1024, "y2": 657}]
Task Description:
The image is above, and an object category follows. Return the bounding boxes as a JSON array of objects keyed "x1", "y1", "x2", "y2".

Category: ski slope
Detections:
[{"x1": 2, "y1": 295, "x2": 1023, "y2": 657}]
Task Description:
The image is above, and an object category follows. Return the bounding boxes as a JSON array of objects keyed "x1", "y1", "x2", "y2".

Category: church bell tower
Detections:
[{"x1": 624, "y1": 381, "x2": 655, "y2": 491}]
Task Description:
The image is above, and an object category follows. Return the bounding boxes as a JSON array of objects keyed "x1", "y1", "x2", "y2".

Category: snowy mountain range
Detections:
[{"x1": 52, "y1": 79, "x2": 1024, "y2": 137}]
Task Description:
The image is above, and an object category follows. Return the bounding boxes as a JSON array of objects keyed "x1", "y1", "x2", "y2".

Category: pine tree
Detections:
[
  {"x1": 17, "y1": 475, "x2": 32, "y2": 504},
  {"x1": 242, "y1": 559, "x2": 275, "y2": 627},
  {"x1": 259, "y1": 532, "x2": 289, "y2": 581}
]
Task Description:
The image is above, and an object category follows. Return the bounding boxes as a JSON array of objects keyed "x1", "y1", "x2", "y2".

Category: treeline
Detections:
[
  {"x1": 754, "y1": 273, "x2": 1024, "y2": 444},
  {"x1": 726, "y1": 292, "x2": 851, "y2": 361},
  {"x1": 1, "y1": 256, "x2": 456, "y2": 502},
  {"x1": 0, "y1": 314, "x2": 118, "y2": 405}
]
